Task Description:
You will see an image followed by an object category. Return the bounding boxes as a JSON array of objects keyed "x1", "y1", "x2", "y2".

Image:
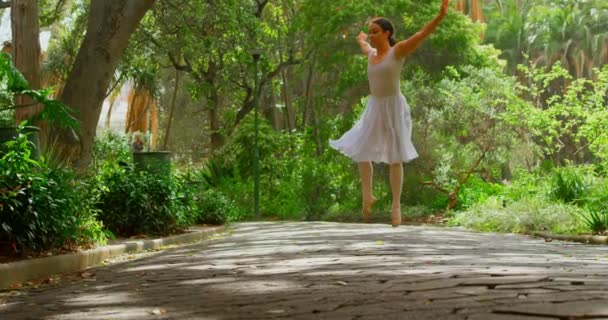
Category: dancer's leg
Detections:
[
  {"x1": 389, "y1": 162, "x2": 403, "y2": 227},
  {"x1": 358, "y1": 162, "x2": 376, "y2": 222}
]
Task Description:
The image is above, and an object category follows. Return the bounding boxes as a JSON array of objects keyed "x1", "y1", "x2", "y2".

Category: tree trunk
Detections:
[
  {"x1": 54, "y1": 0, "x2": 155, "y2": 168},
  {"x1": 149, "y1": 99, "x2": 158, "y2": 150},
  {"x1": 310, "y1": 98, "x2": 322, "y2": 157},
  {"x1": 302, "y1": 55, "x2": 316, "y2": 129},
  {"x1": 104, "y1": 96, "x2": 116, "y2": 129},
  {"x1": 281, "y1": 68, "x2": 295, "y2": 132},
  {"x1": 270, "y1": 89, "x2": 283, "y2": 130},
  {"x1": 11, "y1": 0, "x2": 42, "y2": 124},
  {"x1": 208, "y1": 90, "x2": 223, "y2": 152},
  {"x1": 162, "y1": 70, "x2": 180, "y2": 150}
]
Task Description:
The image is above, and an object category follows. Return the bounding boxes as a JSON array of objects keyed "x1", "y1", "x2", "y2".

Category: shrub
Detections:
[
  {"x1": 93, "y1": 130, "x2": 132, "y2": 166},
  {"x1": 95, "y1": 162, "x2": 198, "y2": 237},
  {"x1": 548, "y1": 165, "x2": 592, "y2": 204},
  {"x1": 457, "y1": 176, "x2": 505, "y2": 210},
  {"x1": 502, "y1": 169, "x2": 546, "y2": 202},
  {"x1": 580, "y1": 178, "x2": 608, "y2": 234},
  {"x1": 1, "y1": 129, "x2": 105, "y2": 253},
  {"x1": 197, "y1": 189, "x2": 240, "y2": 225}
]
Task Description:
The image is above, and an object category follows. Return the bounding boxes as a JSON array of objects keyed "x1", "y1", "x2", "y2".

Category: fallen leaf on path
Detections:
[
  {"x1": 9, "y1": 283, "x2": 22, "y2": 290},
  {"x1": 150, "y1": 308, "x2": 166, "y2": 315}
]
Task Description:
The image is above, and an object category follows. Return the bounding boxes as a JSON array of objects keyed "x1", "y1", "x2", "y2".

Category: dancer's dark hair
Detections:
[{"x1": 372, "y1": 18, "x2": 396, "y2": 46}]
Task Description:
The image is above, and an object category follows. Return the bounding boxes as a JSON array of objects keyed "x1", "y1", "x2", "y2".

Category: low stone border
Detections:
[
  {"x1": 0, "y1": 225, "x2": 226, "y2": 290},
  {"x1": 534, "y1": 231, "x2": 608, "y2": 245}
]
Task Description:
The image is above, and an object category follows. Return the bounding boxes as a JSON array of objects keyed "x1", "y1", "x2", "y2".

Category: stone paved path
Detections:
[{"x1": 2, "y1": 222, "x2": 608, "y2": 320}]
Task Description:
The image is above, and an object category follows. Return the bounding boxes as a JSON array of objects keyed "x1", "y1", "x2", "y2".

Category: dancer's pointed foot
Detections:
[
  {"x1": 391, "y1": 206, "x2": 402, "y2": 227},
  {"x1": 363, "y1": 196, "x2": 377, "y2": 223}
]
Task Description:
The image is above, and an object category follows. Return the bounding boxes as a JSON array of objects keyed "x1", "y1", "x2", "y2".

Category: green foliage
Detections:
[
  {"x1": 457, "y1": 176, "x2": 505, "y2": 210},
  {"x1": 188, "y1": 158, "x2": 234, "y2": 189},
  {"x1": 0, "y1": 52, "x2": 79, "y2": 129},
  {"x1": 95, "y1": 163, "x2": 197, "y2": 237},
  {"x1": 38, "y1": 0, "x2": 72, "y2": 27},
  {"x1": 401, "y1": 169, "x2": 448, "y2": 210},
  {"x1": 484, "y1": 0, "x2": 608, "y2": 77},
  {"x1": 580, "y1": 207, "x2": 608, "y2": 234},
  {"x1": 502, "y1": 169, "x2": 547, "y2": 201},
  {"x1": 451, "y1": 196, "x2": 589, "y2": 235},
  {"x1": 579, "y1": 178, "x2": 608, "y2": 234},
  {"x1": 218, "y1": 115, "x2": 303, "y2": 218},
  {"x1": 408, "y1": 66, "x2": 522, "y2": 208},
  {"x1": 213, "y1": 113, "x2": 362, "y2": 220},
  {"x1": 93, "y1": 130, "x2": 132, "y2": 167},
  {"x1": 197, "y1": 189, "x2": 240, "y2": 225},
  {"x1": 548, "y1": 165, "x2": 592, "y2": 204},
  {"x1": 300, "y1": 142, "x2": 357, "y2": 220},
  {"x1": 42, "y1": 0, "x2": 88, "y2": 86},
  {"x1": 1, "y1": 127, "x2": 106, "y2": 253},
  {"x1": 0, "y1": 110, "x2": 14, "y2": 129},
  {"x1": 298, "y1": 0, "x2": 501, "y2": 97},
  {"x1": 214, "y1": 177, "x2": 254, "y2": 221},
  {"x1": 92, "y1": 132, "x2": 200, "y2": 236}
]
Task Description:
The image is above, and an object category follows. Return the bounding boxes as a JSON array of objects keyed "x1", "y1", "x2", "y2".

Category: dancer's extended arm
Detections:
[{"x1": 394, "y1": 0, "x2": 450, "y2": 59}]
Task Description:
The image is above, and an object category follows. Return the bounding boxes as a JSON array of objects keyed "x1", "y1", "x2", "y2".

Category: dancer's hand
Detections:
[
  {"x1": 356, "y1": 31, "x2": 372, "y2": 55},
  {"x1": 357, "y1": 31, "x2": 368, "y2": 43},
  {"x1": 440, "y1": 0, "x2": 450, "y2": 16}
]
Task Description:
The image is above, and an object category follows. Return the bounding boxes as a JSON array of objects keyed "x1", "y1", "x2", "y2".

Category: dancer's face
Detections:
[{"x1": 368, "y1": 21, "x2": 389, "y2": 48}]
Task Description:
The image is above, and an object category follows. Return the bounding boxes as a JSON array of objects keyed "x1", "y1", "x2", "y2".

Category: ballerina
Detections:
[{"x1": 330, "y1": 0, "x2": 450, "y2": 227}]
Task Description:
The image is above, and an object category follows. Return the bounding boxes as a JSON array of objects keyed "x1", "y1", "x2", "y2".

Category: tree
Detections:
[
  {"x1": 54, "y1": 0, "x2": 155, "y2": 168},
  {"x1": 409, "y1": 66, "x2": 523, "y2": 209},
  {"x1": 10, "y1": 0, "x2": 42, "y2": 124},
  {"x1": 137, "y1": 0, "x2": 300, "y2": 153}
]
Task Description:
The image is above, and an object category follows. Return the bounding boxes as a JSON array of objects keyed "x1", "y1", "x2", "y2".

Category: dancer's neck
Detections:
[{"x1": 375, "y1": 43, "x2": 390, "y2": 55}]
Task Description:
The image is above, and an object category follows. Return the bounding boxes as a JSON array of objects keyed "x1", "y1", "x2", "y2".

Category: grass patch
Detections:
[{"x1": 450, "y1": 196, "x2": 590, "y2": 235}]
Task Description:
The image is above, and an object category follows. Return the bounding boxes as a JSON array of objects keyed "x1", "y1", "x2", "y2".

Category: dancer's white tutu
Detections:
[{"x1": 329, "y1": 46, "x2": 418, "y2": 163}]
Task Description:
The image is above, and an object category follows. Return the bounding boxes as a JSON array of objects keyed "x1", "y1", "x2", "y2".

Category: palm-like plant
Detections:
[
  {"x1": 486, "y1": 0, "x2": 608, "y2": 79},
  {"x1": 527, "y1": 0, "x2": 608, "y2": 78}
]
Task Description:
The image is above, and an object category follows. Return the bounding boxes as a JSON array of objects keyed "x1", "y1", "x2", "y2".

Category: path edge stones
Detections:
[
  {"x1": 534, "y1": 231, "x2": 608, "y2": 245},
  {"x1": 0, "y1": 225, "x2": 226, "y2": 289}
]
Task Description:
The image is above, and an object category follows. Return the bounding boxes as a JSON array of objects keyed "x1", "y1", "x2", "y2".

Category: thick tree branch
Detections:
[
  {"x1": 233, "y1": 57, "x2": 302, "y2": 129},
  {"x1": 255, "y1": 0, "x2": 268, "y2": 17},
  {"x1": 420, "y1": 180, "x2": 451, "y2": 195}
]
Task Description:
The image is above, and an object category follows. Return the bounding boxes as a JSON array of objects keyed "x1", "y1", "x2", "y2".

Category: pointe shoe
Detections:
[
  {"x1": 391, "y1": 207, "x2": 402, "y2": 227},
  {"x1": 363, "y1": 196, "x2": 377, "y2": 223}
]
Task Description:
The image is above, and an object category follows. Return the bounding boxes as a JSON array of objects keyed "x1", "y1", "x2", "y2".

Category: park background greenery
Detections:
[{"x1": 1, "y1": 0, "x2": 608, "y2": 255}]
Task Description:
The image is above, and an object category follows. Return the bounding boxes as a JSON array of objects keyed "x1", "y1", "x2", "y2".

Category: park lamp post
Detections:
[{"x1": 249, "y1": 48, "x2": 263, "y2": 220}]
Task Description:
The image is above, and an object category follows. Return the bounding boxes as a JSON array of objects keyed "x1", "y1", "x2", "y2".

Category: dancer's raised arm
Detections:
[
  {"x1": 356, "y1": 31, "x2": 374, "y2": 56},
  {"x1": 394, "y1": 0, "x2": 449, "y2": 59}
]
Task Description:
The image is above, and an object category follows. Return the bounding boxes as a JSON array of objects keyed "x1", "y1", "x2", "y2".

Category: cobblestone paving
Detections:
[{"x1": 2, "y1": 222, "x2": 608, "y2": 319}]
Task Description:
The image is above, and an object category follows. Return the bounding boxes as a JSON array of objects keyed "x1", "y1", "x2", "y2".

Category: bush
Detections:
[
  {"x1": 95, "y1": 162, "x2": 198, "y2": 237},
  {"x1": 1, "y1": 129, "x2": 106, "y2": 253},
  {"x1": 197, "y1": 189, "x2": 240, "y2": 225},
  {"x1": 93, "y1": 130, "x2": 132, "y2": 166},
  {"x1": 457, "y1": 176, "x2": 505, "y2": 210},
  {"x1": 502, "y1": 169, "x2": 546, "y2": 202},
  {"x1": 580, "y1": 178, "x2": 608, "y2": 234},
  {"x1": 548, "y1": 165, "x2": 592, "y2": 204}
]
